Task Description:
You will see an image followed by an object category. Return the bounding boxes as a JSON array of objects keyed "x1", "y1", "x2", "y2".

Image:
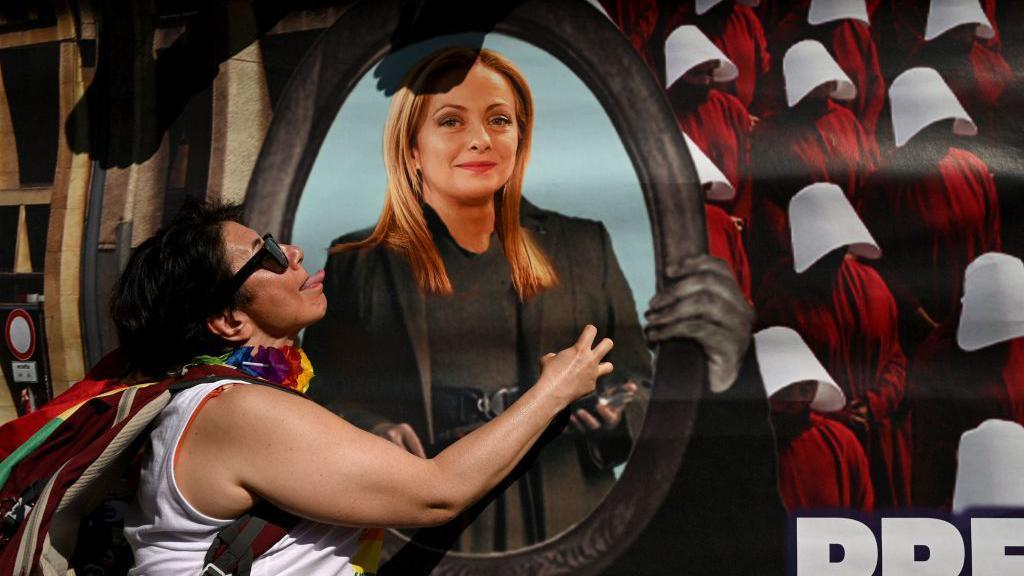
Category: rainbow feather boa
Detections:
[{"x1": 191, "y1": 345, "x2": 315, "y2": 393}]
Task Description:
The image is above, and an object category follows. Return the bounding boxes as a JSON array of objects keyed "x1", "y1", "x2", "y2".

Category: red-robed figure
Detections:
[
  {"x1": 595, "y1": 0, "x2": 662, "y2": 72},
  {"x1": 918, "y1": 3, "x2": 1011, "y2": 141},
  {"x1": 748, "y1": 40, "x2": 877, "y2": 286},
  {"x1": 683, "y1": 130, "x2": 754, "y2": 298},
  {"x1": 761, "y1": 0, "x2": 886, "y2": 146},
  {"x1": 707, "y1": 205, "x2": 752, "y2": 300},
  {"x1": 756, "y1": 183, "x2": 910, "y2": 507},
  {"x1": 910, "y1": 253, "x2": 1024, "y2": 508},
  {"x1": 758, "y1": 0, "x2": 883, "y2": 33},
  {"x1": 660, "y1": 0, "x2": 771, "y2": 110},
  {"x1": 873, "y1": 0, "x2": 1010, "y2": 140},
  {"x1": 860, "y1": 68, "x2": 1001, "y2": 348},
  {"x1": 665, "y1": 25, "x2": 754, "y2": 221},
  {"x1": 756, "y1": 326, "x2": 875, "y2": 512}
]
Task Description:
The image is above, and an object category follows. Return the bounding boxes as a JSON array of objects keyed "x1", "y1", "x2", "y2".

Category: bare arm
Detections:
[{"x1": 175, "y1": 326, "x2": 613, "y2": 528}]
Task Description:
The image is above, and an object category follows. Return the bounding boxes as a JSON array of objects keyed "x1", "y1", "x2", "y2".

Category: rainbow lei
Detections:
[{"x1": 191, "y1": 345, "x2": 315, "y2": 394}]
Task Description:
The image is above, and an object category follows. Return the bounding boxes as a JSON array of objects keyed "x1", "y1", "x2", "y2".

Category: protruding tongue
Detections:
[{"x1": 301, "y1": 269, "x2": 325, "y2": 291}]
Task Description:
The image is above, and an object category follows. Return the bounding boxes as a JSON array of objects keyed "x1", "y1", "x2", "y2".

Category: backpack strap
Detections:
[
  {"x1": 201, "y1": 501, "x2": 302, "y2": 576},
  {"x1": 166, "y1": 366, "x2": 307, "y2": 398},
  {"x1": 0, "y1": 480, "x2": 46, "y2": 543},
  {"x1": 164, "y1": 366, "x2": 305, "y2": 576}
]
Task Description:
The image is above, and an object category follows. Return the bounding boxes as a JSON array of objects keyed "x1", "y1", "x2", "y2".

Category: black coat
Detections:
[{"x1": 302, "y1": 200, "x2": 652, "y2": 548}]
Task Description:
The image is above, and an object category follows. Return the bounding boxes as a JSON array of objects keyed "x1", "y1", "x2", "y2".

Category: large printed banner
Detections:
[{"x1": 0, "y1": 1, "x2": 1021, "y2": 574}]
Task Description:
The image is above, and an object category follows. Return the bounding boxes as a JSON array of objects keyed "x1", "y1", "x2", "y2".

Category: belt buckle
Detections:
[
  {"x1": 475, "y1": 394, "x2": 491, "y2": 418},
  {"x1": 482, "y1": 387, "x2": 515, "y2": 419}
]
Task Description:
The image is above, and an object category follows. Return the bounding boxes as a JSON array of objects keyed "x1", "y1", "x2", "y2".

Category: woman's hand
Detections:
[
  {"x1": 570, "y1": 381, "x2": 638, "y2": 432},
  {"x1": 181, "y1": 328, "x2": 613, "y2": 528},
  {"x1": 914, "y1": 306, "x2": 940, "y2": 331},
  {"x1": 834, "y1": 399, "x2": 871, "y2": 438},
  {"x1": 644, "y1": 255, "x2": 754, "y2": 393},
  {"x1": 537, "y1": 324, "x2": 615, "y2": 406},
  {"x1": 371, "y1": 421, "x2": 426, "y2": 458}
]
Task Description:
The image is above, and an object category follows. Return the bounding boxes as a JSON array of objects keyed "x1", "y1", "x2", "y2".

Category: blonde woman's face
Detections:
[{"x1": 412, "y1": 63, "x2": 520, "y2": 208}]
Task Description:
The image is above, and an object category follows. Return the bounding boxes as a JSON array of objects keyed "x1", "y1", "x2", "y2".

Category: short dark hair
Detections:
[{"x1": 110, "y1": 199, "x2": 250, "y2": 376}]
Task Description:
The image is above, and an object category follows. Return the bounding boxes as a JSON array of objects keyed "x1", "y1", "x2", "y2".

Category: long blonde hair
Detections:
[{"x1": 332, "y1": 47, "x2": 558, "y2": 300}]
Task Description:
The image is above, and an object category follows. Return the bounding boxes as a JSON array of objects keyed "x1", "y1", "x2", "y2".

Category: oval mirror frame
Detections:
[{"x1": 243, "y1": 0, "x2": 709, "y2": 573}]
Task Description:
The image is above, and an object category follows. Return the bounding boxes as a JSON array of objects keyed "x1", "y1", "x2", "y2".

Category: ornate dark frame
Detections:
[{"x1": 243, "y1": 0, "x2": 709, "y2": 573}]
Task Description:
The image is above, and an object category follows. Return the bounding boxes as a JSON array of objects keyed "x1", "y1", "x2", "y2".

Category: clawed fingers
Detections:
[
  {"x1": 645, "y1": 292, "x2": 753, "y2": 344},
  {"x1": 706, "y1": 353, "x2": 741, "y2": 394},
  {"x1": 645, "y1": 319, "x2": 747, "y2": 394},
  {"x1": 662, "y1": 255, "x2": 734, "y2": 283},
  {"x1": 648, "y1": 263, "x2": 746, "y2": 316}
]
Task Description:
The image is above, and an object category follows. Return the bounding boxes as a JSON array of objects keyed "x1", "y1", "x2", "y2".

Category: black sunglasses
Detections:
[{"x1": 225, "y1": 233, "x2": 289, "y2": 295}]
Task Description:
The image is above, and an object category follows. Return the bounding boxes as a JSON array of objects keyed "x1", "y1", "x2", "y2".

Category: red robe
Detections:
[
  {"x1": 829, "y1": 20, "x2": 886, "y2": 145},
  {"x1": 960, "y1": 41, "x2": 1012, "y2": 136},
  {"x1": 662, "y1": 1, "x2": 771, "y2": 110},
  {"x1": 706, "y1": 203, "x2": 752, "y2": 299},
  {"x1": 860, "y1": 146, "x2": 1002, "y2": 326},
  {"x1": 757, "y1": 256, "x2": 911, "y2": 507},
  {"x1": 757, "y1": 0, "x2": 883, "y2": 32},
  {"x1": 675, "y1": 88, "x2": 754, "y2": 219},
  {"x1": 873, "y1": 0, "x2": 1011, "y2": 136},
  {"x1": 909, "y1": 326, "x2": 1024, "y2": 509},
  {"x1": 916, "y1": 41, "x2": 1013, "y2": 141},
  {"x1": 755, "y1": 0, "x2": 805, "y2": 33},
  {"x1": 753, "y1": 99, "x2": 878, "y2": 201},
  {"x1": 598, "y1": 0, "x2": 662, "y2": 73},
  {"x1": 762, "y1": 9, "x2": 886, "y2": 144},
  {"x1": 747, "y1": 100, "x2": 879, "y2": 284},
  {"x1": 871, "y1": 0, "x2": 927, "y2": 77},
  {"x1": 997, "y1": 2, "x2": 1023, "y2": 63},
  {"x1": 776, "y1": 411, "x2": 875, "y2": 512},
  {"x1": 874, "y1": 0, "x2": 1003, "y2": 64}
]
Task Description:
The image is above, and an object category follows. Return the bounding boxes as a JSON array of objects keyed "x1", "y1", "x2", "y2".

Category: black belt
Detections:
[{"x1": 432, "y1": 385, "x2": 522, "y2": 446}]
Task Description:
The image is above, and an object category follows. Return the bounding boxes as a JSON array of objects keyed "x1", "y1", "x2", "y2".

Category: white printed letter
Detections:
[
  {"x1": 796, "y1": 517, "x2": 877, "y2": 576},
  {"x1": 972, "y1": 518, "x2": 1024, "y2": 576},
  {"x1": 882, "y1": 518, "x2": 964, "y2": 575}
]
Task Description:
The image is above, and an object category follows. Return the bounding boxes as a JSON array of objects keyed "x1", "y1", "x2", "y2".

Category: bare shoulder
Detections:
[
  {"x1": 194, "y1": 382, "x2": 342, "y2": 440},
  {"x1": 175, "y1": 382, "x2": 344, "y2": 519}
]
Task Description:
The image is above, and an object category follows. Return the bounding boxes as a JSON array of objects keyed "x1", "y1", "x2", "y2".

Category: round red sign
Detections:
[{"x1": 5, "y1": 308, "x2": 35, "y2": 361}]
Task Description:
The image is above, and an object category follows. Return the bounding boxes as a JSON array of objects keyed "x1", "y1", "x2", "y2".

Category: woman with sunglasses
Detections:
[{"x1": 112, "y1": 201, "x2": 614, "y2": 575}]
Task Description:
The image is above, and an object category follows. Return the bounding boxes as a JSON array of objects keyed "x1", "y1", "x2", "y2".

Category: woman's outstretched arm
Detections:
[{"x1": 174, "y1": 325, "x2": 613, "y2": 528}]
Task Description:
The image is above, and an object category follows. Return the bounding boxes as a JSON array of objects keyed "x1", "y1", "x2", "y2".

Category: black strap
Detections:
[
  {"x1": 201, "y1": 515, "x2": 265, "y2": 576},
  {"x1": 201, "y1": 502, "x2": 302, "y2": 576},
  {"x1": 167, "y1": 372, "x2": 306, "y2": 397},
  {"x1": 171, "y1": 372, "x2": 304, "y2": 575},
  {"x1": 0, "y1": 480, "x2": 47, "y2": 539}
]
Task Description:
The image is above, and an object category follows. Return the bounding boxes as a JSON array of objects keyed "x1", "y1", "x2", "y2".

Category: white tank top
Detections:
[{"x1": 124, "y1": 379, "x2": 378, "y2": 575}]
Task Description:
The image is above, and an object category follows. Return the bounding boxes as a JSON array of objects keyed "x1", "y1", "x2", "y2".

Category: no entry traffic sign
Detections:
[{"x1": 5, "y1": 308, "x2": 35, "y2": 362}]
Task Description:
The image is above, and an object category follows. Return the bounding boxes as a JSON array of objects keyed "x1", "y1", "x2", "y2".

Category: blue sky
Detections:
[{"x1": 294, "y1": 33, "x2": 655, "y2": 322}]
